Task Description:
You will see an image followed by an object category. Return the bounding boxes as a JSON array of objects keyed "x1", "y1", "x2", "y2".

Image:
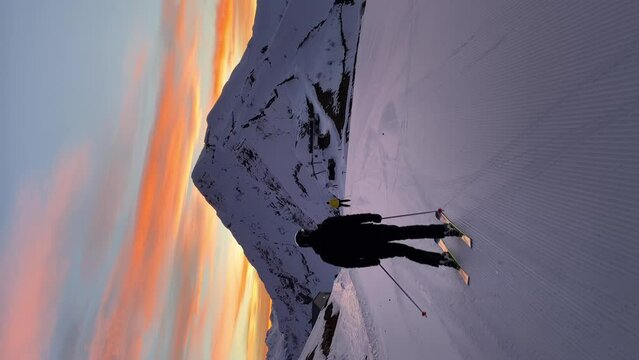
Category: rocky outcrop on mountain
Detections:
[{"x1": 192, "y1": 0, "x2": 366, "y2": 358}]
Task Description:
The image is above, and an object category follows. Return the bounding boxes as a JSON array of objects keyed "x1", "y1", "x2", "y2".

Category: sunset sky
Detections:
[{"x1": 0, "y1": 1, "x2": 271, "y2": 359}]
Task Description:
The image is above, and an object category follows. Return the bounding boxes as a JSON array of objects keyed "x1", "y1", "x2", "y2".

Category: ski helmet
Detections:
[{"x1": 295, "y1": 229, "x2": 312, "y2": 247}]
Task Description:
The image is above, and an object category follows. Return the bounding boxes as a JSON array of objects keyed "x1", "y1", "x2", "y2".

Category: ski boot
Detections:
[
  {"x1": 440, "y1": 252, "x2": 460, "y2": 269},
  {"x1": 443, "y1": 223, "x2": 463, "y2": 238}
]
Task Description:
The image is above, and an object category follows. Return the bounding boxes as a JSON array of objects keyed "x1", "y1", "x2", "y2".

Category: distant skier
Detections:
[
  {"x1": 326, "y1": 197, "x2": 351, "y2": 208},
  {"x1": 295, "y1": 213, "x2": 461, "y2": 268}
]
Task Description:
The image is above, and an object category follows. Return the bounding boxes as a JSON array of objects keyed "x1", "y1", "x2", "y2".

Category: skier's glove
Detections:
[{"x1": 372, "y1": 214, "x2": 382, "y2": 223}]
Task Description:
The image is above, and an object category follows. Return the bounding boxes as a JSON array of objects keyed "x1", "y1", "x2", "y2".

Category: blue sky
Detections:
[
  {"x1": 0, "y1": 1, "x2": 270, "y2": 359},
  {"x1": 0, "y1": 0, "x2": 161, "y2": 236}
]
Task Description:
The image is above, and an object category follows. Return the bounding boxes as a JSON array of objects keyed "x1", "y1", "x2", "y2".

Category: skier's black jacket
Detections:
[{"x1": 304, "y1": 213, "x2": 391, "y2": 268}]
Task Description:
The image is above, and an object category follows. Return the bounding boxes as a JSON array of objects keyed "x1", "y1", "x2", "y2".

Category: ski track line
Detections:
[
  {"x1": 438, "y1": 1, "x2": 639, "y2": 209},
  {"x1": 444, "y1": 123, "x2": 636, "y2": 358},
  {"x1": 442, "y1": 219, "x2": 593, "y2": 359},
  {"x1": 458, "y1": 155, "x2": 636, "y2": 338},
  {"x1": 449, "y1": 216, "x2": 604, "y2": 360},
  {"x1": 409, "y1": 265, "x2": 515, "y2": 360}
]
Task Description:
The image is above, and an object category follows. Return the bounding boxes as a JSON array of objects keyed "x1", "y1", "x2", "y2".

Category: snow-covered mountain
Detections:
[
  {"x1": 191, "y1": 1, "x2": 365, "y2": 359},
  {"x1": 302, "y1": 1, "x2": 639, "y2": 359}
]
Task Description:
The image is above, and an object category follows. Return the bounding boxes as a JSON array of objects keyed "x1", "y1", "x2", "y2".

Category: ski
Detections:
[
  {"x1": 436, "y1": 239, "x2": 470, "y2": 285},
  {"x1": 436, "y1": 208, "x2": 472, "y2": 248}
]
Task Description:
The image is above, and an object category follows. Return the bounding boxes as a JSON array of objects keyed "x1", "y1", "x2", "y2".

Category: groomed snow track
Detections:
[{"x1": 344, "y1": 1, "x2": 639, "y2": 359}]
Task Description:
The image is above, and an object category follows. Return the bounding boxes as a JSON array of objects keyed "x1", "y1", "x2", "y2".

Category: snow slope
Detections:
[
  {"x1": 311, "y1": 1, "x2": 639, "y2": 359},
  {"x1": 191, "y1": 1, "x2": 365, "y2": 358},
  {"x1": 299, "y1": 271, "x2": 378, "y2": 360}
]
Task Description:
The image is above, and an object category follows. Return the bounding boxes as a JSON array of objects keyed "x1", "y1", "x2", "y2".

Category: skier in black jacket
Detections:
[{"x1": 295, "y1": 213, "x2": 461, "y2": 268}]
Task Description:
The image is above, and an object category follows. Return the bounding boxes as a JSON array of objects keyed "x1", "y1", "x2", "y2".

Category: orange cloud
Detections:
[
  {"x1": 213, "y1": 0, "x2": 257, "y2": 101},
  {"x1": 0, "y1": 147, "x2": 90, "y2": 360},
  {"x1": 89, "y1": 0, "x2": 269, "y2": 359},
  {"x1": 83, "y1": 48, "x2": 147, "y2": 272},
  {"x1": 167, "y1": 194, "x2": 219, "y2": 359},
  {"x1": 89, "y1": 21, "x2": 200, "y2": 358}
]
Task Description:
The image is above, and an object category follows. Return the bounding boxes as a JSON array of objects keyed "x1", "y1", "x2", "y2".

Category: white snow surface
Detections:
[
  {"x1": 311, "y1": 0, "x2": 639, "y2": 359},
  {"x1": 299, "y1": 271, "x2": 378, "y2": 360}
]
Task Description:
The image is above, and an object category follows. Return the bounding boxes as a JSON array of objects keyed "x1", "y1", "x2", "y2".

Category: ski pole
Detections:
[
  {"x1": 379, "y1": 263, "x2": 427, "y2": 317},
  {"x1": 382, "y1": 210, "x2": 438, "y2": 220}
]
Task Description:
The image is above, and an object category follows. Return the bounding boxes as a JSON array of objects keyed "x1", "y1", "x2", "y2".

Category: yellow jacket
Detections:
[{"x1": 327, "y1": 198, "x2": 341, "y2": 209}]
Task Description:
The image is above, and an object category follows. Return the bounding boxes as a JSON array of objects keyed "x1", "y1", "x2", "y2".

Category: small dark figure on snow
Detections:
[
  {"x1": 327, "y1": 197, "x2": 351, "y2": 208},
  {"x1": 295, "y1": 213, "x2": 461, "y2": 268}
]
